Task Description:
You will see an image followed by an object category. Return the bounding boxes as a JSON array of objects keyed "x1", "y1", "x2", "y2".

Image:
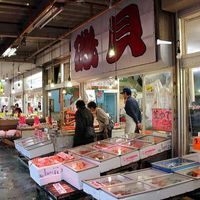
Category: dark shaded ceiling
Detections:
[{"x1": 0, "y1": 0, "x2": 119, "y2": 62}]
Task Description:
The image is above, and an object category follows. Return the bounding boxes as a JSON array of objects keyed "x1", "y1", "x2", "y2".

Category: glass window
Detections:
[
  {"x1": 188, "y1": 67, "x2": 200, "y2": 136},
  {"x1": 185, "y1": 15, "x2": 200, "y2": 54}
]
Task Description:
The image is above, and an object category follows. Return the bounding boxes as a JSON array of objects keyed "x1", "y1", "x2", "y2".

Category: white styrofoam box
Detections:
[
  {"x1": 99, "y1": 181, "x2": 158, "y2": 200},
  {"x1": 22, "y1": 142, "x2": 54, "y2": 159},
  {"x1": 183, "y1": 153, "x2": 200, "y2": 162},
  {"x1": 62, "y1": 159, "x2": 100, "y2": 190},
  {"x1": 156, "y1": 139, "x2": 171, "y2": 153},
  {"x1": 82, "y1": 151, "x2": 121, "y2": 173},
  {"x1": 139, "y1": 145, "x2": 158, "y2": 159},
  {"x1": 102, "y1": 145, "x2": 140, "y2": 166},
  {"x1": 83, "y1": 174, "x2": 131, "y2": 200},
  {"x1": 83, "y1": 181, "x2": 101, "y2": 200},
  {"x1": 120, "y1": 150, "x2": 140, "y2": 166},
  {"x1": 157, "y1": 180, "x2": 195, "y2": 199},
  {"x1": 29, "y1": 161, "x2": 62, "y2": 186}
]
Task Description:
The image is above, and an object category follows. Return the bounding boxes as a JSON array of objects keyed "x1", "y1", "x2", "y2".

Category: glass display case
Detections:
[
  {"x1": 122, "y1": 139, "x2": 152, "y2": 149},
  {"x1": 124, "y1": 168, "x2": 167, "y2": 181},
  {"x1": 101, "y1": 181, "x2": 156, "y2": 199},
  {"x1": 144, "y1": 174, "x2": 191, "y2": 188}
]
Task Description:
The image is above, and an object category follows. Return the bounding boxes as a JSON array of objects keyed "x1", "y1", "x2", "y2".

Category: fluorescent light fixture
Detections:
[
  {"x1": 157, "y1": 39, "x2": 172, "y2": 45},
  {"x1": 2, "y1": 47, "x2": 17, "y2": 57},
  {"x1": 39, "y1": 8, "x2": 63, "y2": 29},
  {"x1": 33, "y1": 6, "x2": 63, "y2": 29}
]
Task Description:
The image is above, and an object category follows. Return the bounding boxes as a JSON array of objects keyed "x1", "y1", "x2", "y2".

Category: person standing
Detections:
[
  {"x1": 121, "y1": 87, "x2": 142, "y2": 137},
  {"x1": 73, "y1": 100, "x2": 95, "y2": 147},
  {"x1": 87, "y1": 101, "x2": 112, "y2": 140}
]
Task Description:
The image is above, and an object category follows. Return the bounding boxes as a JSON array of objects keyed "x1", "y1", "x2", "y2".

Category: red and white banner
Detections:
[{"x1": 71, "y1": 0, "x2": 155, "y2": 80}]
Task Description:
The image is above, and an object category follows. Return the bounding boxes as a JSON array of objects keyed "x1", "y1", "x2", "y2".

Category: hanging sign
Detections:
[
  {"x1": 71, "y1": 0, "x2": 155, "y2": 80},
  {"x1": 152, "y1": 108, "x2": 172, "y2": 132}
]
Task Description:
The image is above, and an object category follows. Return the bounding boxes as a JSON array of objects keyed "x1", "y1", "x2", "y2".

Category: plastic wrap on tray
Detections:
[
  {"x1": 176, "y1": 164, "x2": 200, "y2": 179},
  {"x1": 103, "y1": 137, "x2": 130, "y2": 144},
  {"x1": 138, "y1": 135, "x2": 168, "y2": 144},
  {"x1": 68, "y1": 146, "x2": 94, "y2": 156},
  {"x1": 102, "y1": 181, "x2": 156, "y2": 198},
  {"x1": 31, "y1": 152, "x2": 77, "y2": 167},
  {"x1": 44, "y1": 181, "x2": 76, "y2": 198},
  {"x1": 124, "y1": 168, "x2": 167, "y2": 181},
  {"x1": 63, "y1": 159, "x2": 97, "y2": 172},
  {"x1": 89, "y1": 141, "x2": 114, "y2": 150},
  {"x1": 86, "y1": 174, "x2": 131, "y2": 189},
  {"x1": 122, "y1": 139, "x2": 152, "y2": 149},
  {"x1": 152, "y1": 157, "x2": 197, "y2": 172},
  {"x1": 144, "y1": 173, "x2": 192, "y2": 188},
  {"x1": 84, "y1": 150, "x2": 117, "y2": 162},
  {"x1": 183, "y1": 153, "x2": 200, "y2": 163},
  {"x1": 102, "y1": 145, "x2": 136, "y2": 156}
]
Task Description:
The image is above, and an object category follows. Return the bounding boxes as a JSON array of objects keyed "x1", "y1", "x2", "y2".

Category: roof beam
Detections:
[{"x1": 0, "y1": 0, "x2": 58, "y2": 56}]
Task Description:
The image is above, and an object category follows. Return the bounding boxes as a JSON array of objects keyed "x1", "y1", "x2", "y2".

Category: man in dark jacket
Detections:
[
  {"x1": 73, "y1": 100, "x2": 95, "y2": 147},
  {"x1": 121, "y1": 88, "x2": 142, "y2": 135}
]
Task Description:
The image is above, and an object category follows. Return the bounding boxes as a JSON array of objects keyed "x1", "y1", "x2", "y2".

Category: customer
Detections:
[
  {"x1": 121, "y1": 87, "x2": 141, "y2": 137},
  {"x1": 73, "y1": 100, "x2": 95, "y2": 147},
  {"x1": 14, "y1": 103, "x2": 22, "y2": 118},
  {"x1": 87, "y1": 101, "x2": 112, "y2": 140}
]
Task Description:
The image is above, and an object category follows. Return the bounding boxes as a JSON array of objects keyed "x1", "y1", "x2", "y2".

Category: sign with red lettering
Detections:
[
  {"x1": 106, "y1": 4, "x2": 146, "y2": 64},
  {"x1": 152, "y1": 109, "x2": 172, "y2": 132},
  {"x1": 74, "y1": 26, "x2": 99, "y2": 72},
  {"x1": 71, "y1": 0, "x2": 155, "y2": 80}
]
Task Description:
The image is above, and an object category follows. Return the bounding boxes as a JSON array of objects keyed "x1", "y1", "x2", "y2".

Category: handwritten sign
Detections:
[{"x1": 152, "y1": 108, "x2": 172, "y2": 132}]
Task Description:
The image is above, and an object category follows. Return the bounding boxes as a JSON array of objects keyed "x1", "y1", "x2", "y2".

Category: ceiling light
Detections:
[
  {"x1": 50, "y1": 81, "x2": 55, "y2": 88},
  {"x1": 48, "y1": 92, "x2": 52, "y2": 97},
  {"x1": 12, "y1": 87, "x2": 15, "y2": 94},
  {"x1": 114, "y1": 76, "x2": 118, "y2": 85},
  {"x1": 109, "y1": 48, "x2": 115, "y2": 57},
  {"x1": 1, "y1": 75, "x2": 5, "y2": 82},
  {"x1": 62, "y1": 88, "x2": 66, "y2": 94},
  {"x1": 33, "y1": 6, "x2": 63, "y2": 29},
  {"x1": 26, "y1": 3, "x2": 30, "y2": 6},
  {"x1": 66, "y1": 75, "x2": 72, "y2": 88},
  {"x1": 157, "y1": 39, "x2": 172, "y2": 45},
  {"x1": 5, "y1": 74, "x2": 9, "y2": 80},
  {"x1": 2, "y1": 47, "x2": 17, "y2": 57}
]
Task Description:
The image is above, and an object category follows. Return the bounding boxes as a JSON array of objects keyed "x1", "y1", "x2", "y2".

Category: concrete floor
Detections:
[
  {"x1": 0, "y1": 143, "x2": 199, "y2": 200},
  {"x1": 0, "y1": 144, "x2": 39, "y2": 200}
]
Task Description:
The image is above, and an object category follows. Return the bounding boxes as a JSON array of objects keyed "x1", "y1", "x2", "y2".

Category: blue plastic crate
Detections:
[{"x1": 151, "y1": 157, "x2": 198, "y2": 173}]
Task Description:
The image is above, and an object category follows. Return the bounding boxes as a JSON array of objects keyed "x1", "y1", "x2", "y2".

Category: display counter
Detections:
[{"x1": 0, "y1": 118, "x2": 46, "y2": 131}]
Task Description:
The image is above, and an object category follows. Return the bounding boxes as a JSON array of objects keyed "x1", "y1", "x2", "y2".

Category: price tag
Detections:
[{"x1": 53, "y1": 183, "x2": 67, "y2": 194}]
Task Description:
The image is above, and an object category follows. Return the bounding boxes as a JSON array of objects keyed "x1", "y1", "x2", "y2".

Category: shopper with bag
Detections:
[
  {"x1": 73, "y1": 100, "x2": 95, "y2": 147},
  {"x1": 87, "y1": 101, "x2": 113, "y2": 140}
]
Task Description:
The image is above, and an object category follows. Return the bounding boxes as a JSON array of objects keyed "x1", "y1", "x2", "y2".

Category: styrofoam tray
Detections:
[
  {"x1": 83, "y1": 150, "x2": 121, "y2": 173},
  {"x1": 152, "y1": 157, "x2": 197, "y2": 172}
]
